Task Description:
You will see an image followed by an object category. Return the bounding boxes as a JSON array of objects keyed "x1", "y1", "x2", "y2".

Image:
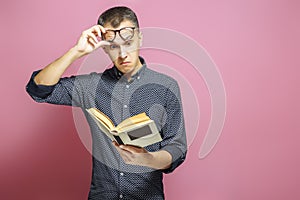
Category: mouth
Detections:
[{"x1": 120, "y1": 61, "x2": 131, "y2": 65}]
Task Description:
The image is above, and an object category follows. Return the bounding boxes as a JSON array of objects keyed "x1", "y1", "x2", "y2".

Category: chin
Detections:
[{"x1": 117, "y1": 65, "x2": 134, "y2": 74}]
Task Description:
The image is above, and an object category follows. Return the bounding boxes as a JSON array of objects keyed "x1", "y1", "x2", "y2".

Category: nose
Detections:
[{"x1": 119, "y1": 45, "x2": 127, "y2": 58}]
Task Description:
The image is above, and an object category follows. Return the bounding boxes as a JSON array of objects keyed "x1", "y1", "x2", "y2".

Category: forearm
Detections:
[
  {"x1": 33, "y1": 25, "x2": 108, "y2": 86},
  {"x1": 147, "y1": 150, "x2": 172, "y2": 170},
  {"x1": 34, "y1": 47, "x2": 82, "y2": 86}
]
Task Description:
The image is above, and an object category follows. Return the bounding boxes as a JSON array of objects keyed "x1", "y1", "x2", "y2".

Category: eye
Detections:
[
  {"x1": 124, "y1": 41, "x2": 132, "y2": 46},
  {"x1": 110, "y1": 44, "x2": 119, "y2": 50}
]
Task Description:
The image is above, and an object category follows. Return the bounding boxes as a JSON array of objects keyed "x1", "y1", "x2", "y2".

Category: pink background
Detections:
[{"x1": 1, "y1": 0, "x2": 300, "y2": 199}]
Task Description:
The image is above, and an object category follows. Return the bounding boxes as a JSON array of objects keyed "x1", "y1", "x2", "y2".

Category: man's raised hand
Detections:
[{"x1": 75, "y1": 25, "x2": 110, "y2": 57}]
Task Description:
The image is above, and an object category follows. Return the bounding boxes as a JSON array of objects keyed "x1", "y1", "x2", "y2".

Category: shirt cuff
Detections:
[
  {"x1": 26, "y1": 70, "x2": 56, "y2": 99},
  {"x1": 161, "y1": 145, "x2": 186, "y2": 174}
]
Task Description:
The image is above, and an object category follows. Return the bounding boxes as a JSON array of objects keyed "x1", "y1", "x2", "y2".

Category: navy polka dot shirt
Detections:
[{"x1": 26, "y1": 57, "x2": 187, "y2": 200}]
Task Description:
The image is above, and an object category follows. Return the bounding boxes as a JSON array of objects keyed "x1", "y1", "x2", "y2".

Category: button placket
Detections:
[
  {"x1": 122, "y1": 80, "x2": 131, "y2": 119},
  {"x1": 119, "y1": 171, "x2": 125, "y2": 199}
]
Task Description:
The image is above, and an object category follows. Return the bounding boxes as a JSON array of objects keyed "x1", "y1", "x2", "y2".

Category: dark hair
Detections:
[{"x1": 97, "y1": 6, "x2": 139, "y2": 28}]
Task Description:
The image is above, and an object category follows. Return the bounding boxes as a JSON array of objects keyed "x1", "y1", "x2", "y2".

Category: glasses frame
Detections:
[{"x1": 102, "y1": 27, "x2": 136, "y2": 42}]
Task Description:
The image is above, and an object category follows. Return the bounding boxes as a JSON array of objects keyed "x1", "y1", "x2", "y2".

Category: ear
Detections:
[{"x1": 138, "y1": 31, "x2": 143, "y2": 47}]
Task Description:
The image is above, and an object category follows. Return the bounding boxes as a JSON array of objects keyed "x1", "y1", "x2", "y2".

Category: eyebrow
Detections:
[{"x1": 105, "y1": 27, "x2": 135, "y2": 31}]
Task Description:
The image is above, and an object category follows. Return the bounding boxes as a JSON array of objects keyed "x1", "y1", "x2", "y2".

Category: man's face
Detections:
[{"x1": 102, "y1": 20, "x2": 142, "y2": 75}]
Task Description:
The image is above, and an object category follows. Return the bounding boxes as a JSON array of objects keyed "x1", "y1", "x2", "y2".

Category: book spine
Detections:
[{"x1": 113, "y1": 136, "x2": 124, "y2": 145}]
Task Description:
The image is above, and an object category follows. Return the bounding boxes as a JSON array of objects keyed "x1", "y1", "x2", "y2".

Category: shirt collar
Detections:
[{"x1": 112, "y1": 56, "x2": 147, "y2": 81}]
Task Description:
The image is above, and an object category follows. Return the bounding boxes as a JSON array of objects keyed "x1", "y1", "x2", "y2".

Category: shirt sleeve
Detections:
[
  {"x1": 160, "y1": 80, "x2": 187, "y2": 174},
  {"x1": 25, "y1": 70, "x2": 83, "y2": 107},
  {"x1": 26, "y1": 70, "x2": 56, "y2": 99}
]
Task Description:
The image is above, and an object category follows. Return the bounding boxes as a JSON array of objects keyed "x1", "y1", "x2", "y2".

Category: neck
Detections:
[{"x1": 124, "y1": 59, "x2": 143, "y2": 80}]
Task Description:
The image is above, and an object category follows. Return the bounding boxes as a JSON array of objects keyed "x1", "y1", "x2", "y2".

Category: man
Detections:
[{"x1": 26, "y1": 6, "x2": 187, "y2": 200}]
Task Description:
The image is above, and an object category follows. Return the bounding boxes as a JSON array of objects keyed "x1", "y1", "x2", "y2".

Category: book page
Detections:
[
  {"x1": 116, "y1": 113, "x2": 150, "y2": 130},
  {"x1": 94, "y1": 119, "x2": 115, "y2": 141},
  {"x1": 87, "y1": 108, "x2": 115, "y2": 130},
  {"x1": 117, "y1": 120, "x2": 151, "y2": 132}
]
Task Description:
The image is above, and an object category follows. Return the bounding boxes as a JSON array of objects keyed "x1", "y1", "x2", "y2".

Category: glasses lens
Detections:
[
  {"x1": 120, "y1": 28, "x2": 135, "y2": 41},
  {"x1": 103, "y1": 30, "x2": 115, "y2": 41}
]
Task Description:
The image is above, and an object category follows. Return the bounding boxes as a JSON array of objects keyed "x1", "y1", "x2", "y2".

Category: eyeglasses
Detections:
[{"x1": 102, "y1": 27, "x2": 136, "y2": 42}]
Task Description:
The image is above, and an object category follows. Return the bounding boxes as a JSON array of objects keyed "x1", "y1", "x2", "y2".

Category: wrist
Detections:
[
  {"x1": 150, "y1": 150, "x2": 172, "y2": 170},
  {"x1": 68, "y1": 46, "x2": 86, "y2": 60}
]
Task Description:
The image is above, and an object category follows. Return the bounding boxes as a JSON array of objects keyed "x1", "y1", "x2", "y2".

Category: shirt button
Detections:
[
  {"x1": 123, "y1": 105, "x2": 128, "y2": 108},
  {"x1": 119, "y1": 194, "x2": 123, "y2": 199},
  {"x1": 120, "y1": 172, "x2": 124, "y2": 176},
  {"x1": 126, "y1": 85, "x2": 130, "y2": 88},
  {"x1": 137, "y1": 76, "x2": 140, "y2": 80}
]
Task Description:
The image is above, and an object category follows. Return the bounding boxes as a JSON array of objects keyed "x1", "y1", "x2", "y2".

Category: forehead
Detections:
[{"x1": 104, "y1": 19, "x2": 135, "y2": 30}]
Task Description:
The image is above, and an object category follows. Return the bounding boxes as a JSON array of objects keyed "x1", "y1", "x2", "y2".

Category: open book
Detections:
[{"x1": 86, "y1": 108, "x2": 162, "y2": 147}]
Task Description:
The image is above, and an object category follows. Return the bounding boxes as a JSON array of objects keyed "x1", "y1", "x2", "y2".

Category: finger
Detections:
[
  {"x1": 80, "y1": 33, "x2": 96, "y2": 47},
  {"x1": 115, "y1": 146, "x2": 133, "y2": 162},
  {"x1": 82, "y1": 28, "x2": 99, "y2": 43},
  {"x1": 96, "y1": 25, "x2": 106, "y2": 36},
  {"x1": 87, "y1": 37, "x2": 97, "y2": 48},
  {"x1": 98, "y1": 25, "x2": 106, "y2": 33},
  {"x1": 112, "y1": 142, "x2": 130, "y2": 155},
  {"x1": 90, "y1": 25, "x2": 105, "y2": 37},
  {"x1": 119, "y1": 145, "x2": 142, "y2": 153},
  {"x1": 87, "y1": 32, "x2": 99, "y2": 44},
  {"x1": 91, "y1": 27, "x2": 101, "y2": 38},
  {"x1": 119, "y1": 145, "x2": 131, "y2": 152},
  {"x1": 112, "y1": 141, "x2": 120, "y2": 147},
  {"x1": 95, "y1": 40, "x2": 111, "y2": 48},
  {"x1": 121, "y1": 152, "x2": 132, "y2": 163},
  {"x1": 84, "y1": 25, "x2": 103, "y2": 36}
]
